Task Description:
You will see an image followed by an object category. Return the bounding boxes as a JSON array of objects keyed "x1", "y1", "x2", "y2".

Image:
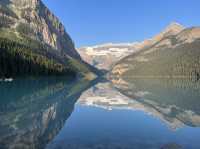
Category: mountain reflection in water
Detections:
[
  {"x1": 112, "y1": 78, "x2": 200, "y2": 129},
  {"x1": 0, "y1": 78, "x2": 200, "y2": 149},
  {"x1": 0, "y1": 77, "x2": 96, "y2": 149}
]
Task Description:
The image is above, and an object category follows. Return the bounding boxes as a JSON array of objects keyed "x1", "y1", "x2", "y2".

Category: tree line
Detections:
[{"x1": 0, "y1": 37, "x2": 76, "y2": 78}]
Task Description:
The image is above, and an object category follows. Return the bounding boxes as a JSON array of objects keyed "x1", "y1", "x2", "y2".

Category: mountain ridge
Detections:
[
  {"x1": 111, "y1": 25, "x2": 200, "y2": 78},
  {"x1": 0, "y1": 0, "x2": 98, "y2": 79},
  {"x1": 78, "y1": 22, "x2": 185, "y2": 70}
]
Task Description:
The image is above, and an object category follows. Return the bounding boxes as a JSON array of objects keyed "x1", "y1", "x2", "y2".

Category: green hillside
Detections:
[
  {"x1": 0, "y1": 0, "x2": 99, "y2": 79},
  {"x1": 0, "y1": 29, "x2": 96, "y2": 79},
  {"x1": 112, "y1": 28, "x2": 200, "y2": 79}
]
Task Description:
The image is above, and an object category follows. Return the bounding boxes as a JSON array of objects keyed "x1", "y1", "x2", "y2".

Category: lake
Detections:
[{"x1": 0, "y1": 78, "x2": 200, "y2": 149}]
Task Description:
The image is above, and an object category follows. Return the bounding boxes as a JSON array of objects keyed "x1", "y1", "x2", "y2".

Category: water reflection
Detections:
[
  {"x1": 1, "y1": 78, "x2": 200, "y2": 149},
  {"x1": 78, "y1": 82, "x2": 132, "y2": 110},
  {"x1": 0, "y1": 77, "x2": 96, "y2": 149},
  {"x1": 47, "y1": 79, "x2": 200, "y2": 149},
  {"x1": 112, "y1": 78, "x2": 200, "y2": 129}
]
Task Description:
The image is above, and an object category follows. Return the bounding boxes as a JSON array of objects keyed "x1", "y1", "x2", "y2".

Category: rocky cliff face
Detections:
[
  {"x1": 78, "y1": 22, "x2": 184, "y2": 70},
  {"x1": 0, "y1": 0, "x2": 80, "y2": 59},
  {"x1": 0, "y1": 0, "x2": 99, "y2": 78}
]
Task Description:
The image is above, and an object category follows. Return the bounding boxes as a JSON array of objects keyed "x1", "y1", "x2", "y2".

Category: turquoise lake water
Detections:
[{"x1": 0, "y1": 78, "x2": 200, "y2": 149}]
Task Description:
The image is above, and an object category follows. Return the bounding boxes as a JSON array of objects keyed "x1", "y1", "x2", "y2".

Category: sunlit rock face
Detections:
[
  {"x1": 78, "y1": 22, "x2": 184, "y2": 70},
  {"x1": 176, "y1": 27, "x2": 200, "y2": 43},
  {"x1": 79, "y1": 80, "x2": 200, "y2": 130},
  {"x1": 0, "y1": 0, "x2": 80, "y2": 59},
  {"x1": 10, "y1": 0, "x2": 39, "y2": 8}
]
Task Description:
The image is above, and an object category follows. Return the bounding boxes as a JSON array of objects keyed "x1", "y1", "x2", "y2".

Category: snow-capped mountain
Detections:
[
  {"x1": 78, "y1": 22, "x2": 184, "y2": 70},
  {"x1": 78, "y1": 43, "x2": 140, "y2": 70}
]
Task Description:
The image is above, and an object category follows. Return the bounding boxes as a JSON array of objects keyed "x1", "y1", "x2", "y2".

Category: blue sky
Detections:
[{"x1": 43, "y1": 0, "x2": 200, "y2": 48}]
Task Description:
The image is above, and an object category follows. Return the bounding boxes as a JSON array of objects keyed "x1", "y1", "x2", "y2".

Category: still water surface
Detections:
[{"x1": 0, "y1": 78, "x2": 200, "y2": 149}]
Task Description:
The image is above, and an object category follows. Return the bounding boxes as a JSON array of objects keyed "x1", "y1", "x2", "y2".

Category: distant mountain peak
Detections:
[
  {"x1": 167, "y1": 22, "x2": 184, "y2": 28},
  {"x1": 141, "y1": 22, "x2": 185, "y2": 48},
  {"x1": 162, "y1": 22, "x2": 185, "y2": 35}
]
